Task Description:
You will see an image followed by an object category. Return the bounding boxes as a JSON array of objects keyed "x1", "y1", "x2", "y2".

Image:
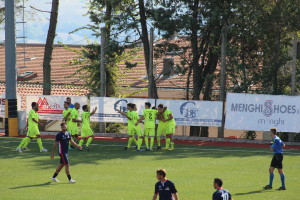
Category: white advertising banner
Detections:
[
  {"x1": 225, "y1": 93, "x2": 300, "y2": 132},
  {"x1": 90, "y1": 97, "x2": 156, "y2": 123},
  {"x1": 0, "y1": 94, "x2": 22, "y2": 117},
  {"x1": 156, "y1": 99, "x2": 222, "y2": 127},
  {"x1": 26, "y1": 95, "x2": 88, "y2": 120}
]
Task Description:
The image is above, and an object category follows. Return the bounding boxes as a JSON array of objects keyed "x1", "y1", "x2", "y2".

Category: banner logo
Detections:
[
  {"x1": 114, "y1": 99, "x2": 128, "y2": 112},
  {"x1": 180, "y1": 101, "x2": 198, "y2": 118},
  {"x1": 37, "y1": 97, "x2": 49, "y2": 106}
]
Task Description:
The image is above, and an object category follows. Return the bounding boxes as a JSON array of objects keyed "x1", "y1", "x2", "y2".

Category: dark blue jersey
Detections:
[
  {"x1": 213, "y1": 189, "x2": 232, "y2": 200},
  {"x1": 154, "y1": 179, "x2": 177, "y2": 200},
  {"x1": 272, "y1": 135, "x2": 285, "y2": 154},
  {"x1": 55, "y1": 131, "x2": 71, "y2": 154}
]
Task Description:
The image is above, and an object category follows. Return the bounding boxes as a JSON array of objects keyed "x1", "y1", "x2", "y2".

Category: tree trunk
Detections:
[
  {"x1": 272, "y1": 29, "x2": 281, "y2": 95},
  {"x1": 138, "y1": 0, "x2": 158, "y2": 99},
  {"x1": 43, "y1": 0, "x2": 59, "y2": 95}
]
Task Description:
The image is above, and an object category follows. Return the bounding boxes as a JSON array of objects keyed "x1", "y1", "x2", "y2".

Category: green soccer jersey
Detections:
[
  {"x1": 127, "y1": 111, "x2": 139, "y2": 129},
  {"x1": 63, "y1": 108, "x2": 72, "y2": 123},
  {"x1": 163, "y1": 109, "x2": 176, "y2": 126},
  {"x1": 28, "y1": 109, "x2": 38, "y2": 128},
  {"x1": 69, "y1": 108, "x2": 79, "y2": 127},
  {"x1": 81, "y1": 112, "x2": 91, "y2": 129},
  {"x1": 143, "y1": 109, "x2": 158, "y2": 129}
]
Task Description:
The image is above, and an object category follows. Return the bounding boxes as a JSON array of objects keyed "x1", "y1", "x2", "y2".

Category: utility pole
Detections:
[
  {"x1": 218, "y1": 26, "x2": 227, "y2": 138},
  {"x1": 148, "y1": 27, "x2": 155, "y2": 98},
  {"x1": 291, "y1": 32, "x2": 298, "y2": 95},
  {"x1": 5, "y1": 0, "x2": 18, "y2": 136},
  {"x1": 99, "y1": 27, "x2": 107, "y2": 133}
]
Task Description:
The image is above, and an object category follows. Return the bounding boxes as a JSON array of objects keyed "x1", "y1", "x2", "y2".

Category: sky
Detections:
[{"x1": 0, "y1": 0, "x2": 98, "y2": 45}]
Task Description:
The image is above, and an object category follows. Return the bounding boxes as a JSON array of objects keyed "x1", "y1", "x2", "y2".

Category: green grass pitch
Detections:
[{"x1": 0, "y1": 137, "x2": 300, "y2": 200}]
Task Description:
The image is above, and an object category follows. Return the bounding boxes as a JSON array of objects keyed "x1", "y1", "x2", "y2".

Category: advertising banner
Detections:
[
  {"x1": 90, "y1": 97, "x2": 156, "y2": 123},
  {"x1": 26, "y1": 95, "x2": 88, "y2": 120},
  {"x1": 225, "y1": 93, "x2": 300, "y2": 132},
  {"x1": 156, "y1": 99, "x2": 222, "y2": 127}
]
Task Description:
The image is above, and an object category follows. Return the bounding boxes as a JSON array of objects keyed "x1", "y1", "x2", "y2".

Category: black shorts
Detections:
[
  {"x1": 270, "y1": 153, "x2": 283, "y2": 169},
  {"x1": 59, "y1": 153, "x2": 69, "y2": 165}
]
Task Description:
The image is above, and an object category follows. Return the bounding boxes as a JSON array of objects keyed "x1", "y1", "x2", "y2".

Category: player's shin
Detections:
[
  {"x1": 144, "y1": 136, "x2": 149, "y2": 149},
  {"x1": 79, "y1": 139, "x2": 84, "y2": 146},
  {"x1": 156, "y1": 136, "x2": 161, "y2": 147},
  {"x1": 165, "y1": 138, "x2": 170, "y2": 149},
  {"x1": 127, "y1": 137, "x2": 133, "y2": 148},
  {"x1": 37, "y1": 138, "x2": 43, "y2": 150},
  {"x1": 150, "y1": 137, "x2": 154, "y2": 149},
  {"x1": 17, "y1": 137, "x2": 29, "y2": 148},
  {"x1": 86, "y1": 137, "x2": 93, "y2": 147},
  {"x1": 137, "y1": 137, "x2": 143, "y2": 149},
  {"x1": 23, "y1": 137, "x2": 32, "y2": 148}
]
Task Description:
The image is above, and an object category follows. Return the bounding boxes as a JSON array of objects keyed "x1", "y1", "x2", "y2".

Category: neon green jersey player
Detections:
[
  {"x1": 68, "y1": 103, "x2": 82, "y2": 143},
  {"x1": 78, "y1": 105, "x2": 97, "y2": 151},
  {"x1": 137, "y1": 102, "x2": 158, "y2": 151},
  {"x1": 157, "y1": 104, "x2": 176, "y2": 151},
  {"x1": 63, "y1": 101, "x2": 72, "y2": 129},
  {"x1": 117, "y1": 103, "x2": 140, "y2": 150},
  {"x1": 16, "y1": 102, "x2": 48, "y2": 153}
]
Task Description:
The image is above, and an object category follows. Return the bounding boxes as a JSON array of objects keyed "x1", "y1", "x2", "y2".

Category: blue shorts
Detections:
[{"x1": 59, "y1": 153, "x2": 69, "y2": 165}]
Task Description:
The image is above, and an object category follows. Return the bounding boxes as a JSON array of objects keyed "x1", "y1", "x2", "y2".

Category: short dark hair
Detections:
[
  {"x1": 129, "y1": 104, "x2": 136, "y2": 109},
  {"x1": 60, "y1": 122, "x2": 67, "y2": 127},
  {"x1": 82, "y1": 105, "x2": 88, "y2": 111},
  {"x1": 31, "y1": 102, "x2": 37, "y2": 108},
  {"x1": 127, "y1": 103, "x2": 132, "y2": 107},
  {"x1": 158, "y1": 104, "x2": 164, "y2": 108},
  {"x1": 66, "y1": 97, "x2": 71, "y2": 100},
  {"x1": 270, "y1": 128, "x2": 277, "y2": 135},
  {"x1": 64, "y1": 101, "x2": 70, "y2": 105},
  {"x1": 214, "y1": 178, "x2": 223, "y2": 187},
  {"x1": 145, "y1": 102, "x2": 151, "y2": 108},
  {"x1": 152, "y1": 106, "x2": 156, "y2": 109},
  {"x1": 156, "y1": 169, "x2": 167, "y2": 177}
]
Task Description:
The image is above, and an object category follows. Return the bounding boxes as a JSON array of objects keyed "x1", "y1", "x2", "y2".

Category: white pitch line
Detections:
[{"x1": 1, "y1": 139, "x2": 300, "y2": 155}]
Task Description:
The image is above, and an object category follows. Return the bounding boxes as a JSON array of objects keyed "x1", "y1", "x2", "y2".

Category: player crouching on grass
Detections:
[
  {"x1": 263, "y1": 128, "x2": 286, "y2": 190},
  {"x1": 51, "y1": 123, "x2": 82, "y2": 183},
  {"x1": 79, "y1": 105, "x2": 97, "y2": 151}
]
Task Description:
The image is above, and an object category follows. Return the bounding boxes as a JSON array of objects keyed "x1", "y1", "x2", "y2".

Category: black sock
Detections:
[
  {"x1": 67, "y1": 174, "x2": 71, "y2": 181},
  {"x1": 52, "y1": 173, "x2": 58, "y2": 178}
]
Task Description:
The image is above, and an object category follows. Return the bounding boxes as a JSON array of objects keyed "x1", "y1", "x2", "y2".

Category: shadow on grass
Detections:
[
  {"x1": 234, "y1": 189, "x2": 272, "y2": 196},
  {"x1": 1, "y1": 137, "x2": 299, "y2": 170},
  {"x1": 9, "y1": 182, "x2": 52, "y2": 189}
]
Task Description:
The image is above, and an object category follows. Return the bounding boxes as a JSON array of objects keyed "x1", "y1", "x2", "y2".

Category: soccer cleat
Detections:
[
  {"x1": 145, "y1": 148, "x2": 150, "y2": 151},
  {"x1": 263, "y1": 185, "x2": 272, "y2": 189},
  {"x1": 16, "y1": 148, "x2": 23, "y2": 153},
  {"x1": 168, "y1": 148, "x2": 175, "y2": 151},
  {"x1": 124, "y1": 147, "x2": 129, "y2": 150},
  {"x1": 69, "y1": 179, "x2": 76, "y2": 183},
  {"x1": 40, "y1": 148, "x2": 48, "y2": 153},
  {"x1": 22, "y1": 147, "x2": 28, "y2": 151},
  {"x1": 276, "y1": 186, "x2": 286, "y2": 190},
  {"x1": 149, "y1": 149, "x2": 153, "y2": 151},
  {"x1": 51, "y1": 178, "x2": 60, "y2": 182},
  {"x1": 136, "y1": 149, "x2": 143, "y2": 151},
  {"x1": 162, "y1": 147, "x2": 170, "y2": 151},
  {"x1": 85, "y1": 146, "x2": 90, "y2": 151},
  {"x1": 157, "y1": 146, "x2": 161, "y2": 150}
]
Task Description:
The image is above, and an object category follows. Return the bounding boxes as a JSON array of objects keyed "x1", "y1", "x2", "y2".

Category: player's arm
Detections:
[
  {"x1": 136, "y1": 115, "x2": 145, "y2": 125},
  {"x1": 173, "y1": 193, "x2": 179, "y2": 200},
  {"x1": 90, "y1": 107, "x2": 98, "y2": 116},
  {"x1": 70, "y1": 139, "x2": 82, "y2": 150},
  {"x1": 116, "y1": 109, "x2": 132, "y2": 120},
  {"x1": 50, "y1": 141, "x2": 58, "y2": 160},
  {"x1": 162, "y1": 113, "x2": 174, "y2": 122},
  {"x1": 152, "y1": 193, "x2": 158, "y2": 200},
  {"x1": 64, "y1": 112, "x2": 71, "y2": 122},
  {"x1": 32, "y1": 118, "x2": 44, "y2": 126},
  {"x1": 72, "y1": 117, "x2": 82, "y2": 123}
]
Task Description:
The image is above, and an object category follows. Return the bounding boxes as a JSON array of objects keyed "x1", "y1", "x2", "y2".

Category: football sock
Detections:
[
  {"x1": 137, "y1": 137, "x2": 143, "y2": 149},
  {"x1": 127, "y1": 137, "x2": 133, "y2": 148},
  {"x1": 269, "y1": 173, "x2": 274, "y2": 186},
  {"x1": 37, "y1": 138, "x2": 43, "y2": 150},
  {"x1": 144, "y1": 136, "x2": 149, "y2": 149},
  {"x1": 170, "y1": 141, "x2": 174, "y2": 149},
  {"x1": 165, "y1": 138, "x2": 170, "y2": 149},
  {"x1": 17, "y1": 137, "x2": 29, "y2": 148},
  {"x1": 79, "y1": 139, "x2": 84, "y2": 146},
  {"x1": 150, "y1": 137, "x2": 154, "y2": 149},
  {"x1": 52, "y1": 173, "x2": 58, "y2": 178},
  {"x1": 67, "y1": 175, "x2": 71, "y2": 181},
  {"x1": 280, "y1": 173, "x2": 285, "y2": 187},
  {"x1": 86, "y1": 137, "x2": 93, "y2": 147},
  {"x1": 132, "y1": 137, "x2": 137, "y2": 145},
  {"x1": 156, "y1": 136, "x2": 161, "y2": 146},
  {"x1": 23, "y1": 137, "x2": 31, "y2": 148}
]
